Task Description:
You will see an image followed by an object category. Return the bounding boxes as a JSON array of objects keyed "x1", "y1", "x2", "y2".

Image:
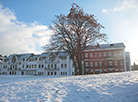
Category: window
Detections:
[
  {"x1": 55, "y1": 64, "x2": 57, "y2": 69},
  {"x1": 99, "y1": 62, "x2": 102, "y2": 67},
  {"x1": 85, "y1": 62, "x2": 88, "y2": 67},
  {"x1": 95, "y1": 62, "x2": 98, "y2": 67},
  {"x1": 85, "y1": 53, "x2": 88, "y2": 58},
  {"x1": 109, "y1": 61, "x2": 112, "y2": 66},
  {"x1": 61, "y1": 64, "x2": 63, "y2": 68},
  {"x1": 65, "y1": 64, "x2": 67, "y2": 68},
  {"x1": 94, "y1": 52, "x2": 97, "y2": 57},
  {"x1": 29, "y1": 65, "x2": 31, "y2": 68},
  {"x1": 39, "y1": 65, "x2": 41, "y2": 68},
  {"x1": 90, "y1": 53, "x2": 93, "y2": 58},
  {"x1": 108, "y1": 51, "x2": 112, "y2": 56},
  {"x1": 103, "y1": 52, "x2": 107, "y2": 57},
  {"x1": 99, "y1": 52, "x2": 102, "y2": 57},
  {"x1": 32, "y1": 65, "x2": 34, "y2": 68},
  {"x1": 61, "y1": 72, "x2": 62, "y2": 75},
  {"x1": 115, "y1": 61, "x2": 118, "y2": 66},
  {"x1": 42, "y1": 65, "x2": 44, "y2": 68},
  {"x1": 12, "y1": 56, "x2": 16, "y2": 63},
  {"x1": 26, "y1": 65, "x2": 28, "y2": 68},
  {"x1": 119, "y1": 51, "x2": 123, "y2": 56},
  {"x1": 22, "y1": 65, "x2": 24, "y2": 68},
  {"x1": 48, "y1": 72, "x2": 50, "y2": 75},
  {"x1": 54, "y1": 72, "x2": 56, "y2": 75},
  {"x1": 35, "y1": 64, "x2": 37, "y2": 68},
  {"x1": 39, "y1": 57, "x2": 44, "y2": 61},
  {"x1": 61, "y1": 57, "x2": 67, "y2": 60},
  {"x1": 51, "y1": 72, "x2": 53, "y2": 75},
  {"x1": 104, "y1": 61, "x2": 107, "y2": 67},
  {"x1": 90, "y1": 62, "x2": 93, "y2": 67},
  {"x1": 114, "y1": 51, "x2": 117, "y2": 56},
  {"x1": 120, "y1": 61, "x2": 123, "y2": 66}
]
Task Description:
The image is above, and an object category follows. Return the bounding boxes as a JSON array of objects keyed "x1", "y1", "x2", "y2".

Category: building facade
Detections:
[
  {"x1": 1, "y1": 52, "x2": 75, "y2": 76},
  {"x1": 84, "y1": 43, "x2": 126, "y2": 74},
  {"x1": 131, "y1": 63, "x2": 138, "y2": 71},
  {"x1": 1, "y1": 43, "x2": 129, "y2": 76}
]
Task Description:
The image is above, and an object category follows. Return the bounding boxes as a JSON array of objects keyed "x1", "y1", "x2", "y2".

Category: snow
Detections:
[{"x1": 0, "y1": 71, "x2": 138, "y2": 102}]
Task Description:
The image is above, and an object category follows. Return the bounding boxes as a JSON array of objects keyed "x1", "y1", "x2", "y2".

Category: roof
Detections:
[
  {"x1": 57, "y1": 52, "x2": 70, "y2": 57},
  {"x1": 86, "y1": 42, "x2": 125, "y2": 50},
  {"x1": 6, "y1": 53, "x2": 33, "y2": 60},
  {"x1": 5, "y1": 51, "x2": 70, "y2": 61},
  {"x1": 28, "y1": 55, "x2": 40, "y2": 60},
  {"x1": 40, "y1": 52, "x2": 70, "y2": 58},
  {"x1": 0, "y1": 57, "x2": 3, "y2": 61},
  {"x1": 39, "y1": 52, "x2": 51, "y2": 57}
]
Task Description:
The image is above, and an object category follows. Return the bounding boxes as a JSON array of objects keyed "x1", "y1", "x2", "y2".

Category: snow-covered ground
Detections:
[{"x1": 0, "y1": 71, "x2": 138, "y2": 102}]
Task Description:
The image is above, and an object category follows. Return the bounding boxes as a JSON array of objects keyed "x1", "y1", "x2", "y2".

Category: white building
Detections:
[
  {"x1": 125, "y1": 52, "x2": 131, "y2": 71},
  {"x1": 1, "y1": 52, "x2": 75, "y2": 76}
]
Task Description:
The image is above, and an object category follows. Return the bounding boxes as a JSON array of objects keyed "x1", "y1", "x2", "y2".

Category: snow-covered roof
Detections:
[
  {"x1": 39, "y1": 52, "x2": 70, "y2": 58},
  {"x1": 39, "y1": 52, "x2": 51, "y2": 58},
  {"x1": 5, "y1": 51, "x2": 70, "y2": 61},
  {"x1": 28, "y1": 55, "x2": 40, "y2": 60},
  {"x1": 57, "y1": 52, "x2": 69, "y2": 57},
  {"x1": 86, "y1": 42, "x2": 125, "y2": 50},
  {"x1": 6, "y1": 53, "x2": 33, "y2": 60}
]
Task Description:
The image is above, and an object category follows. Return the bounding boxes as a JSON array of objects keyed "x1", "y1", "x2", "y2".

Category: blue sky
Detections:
[{"x1": 0, "y1": 0, "x2": 138, "y2": 64}]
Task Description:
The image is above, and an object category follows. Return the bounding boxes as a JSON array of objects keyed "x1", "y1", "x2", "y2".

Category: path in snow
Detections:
[{"x1": 0, "y1": 71, "x2": 138, "y2": 102}]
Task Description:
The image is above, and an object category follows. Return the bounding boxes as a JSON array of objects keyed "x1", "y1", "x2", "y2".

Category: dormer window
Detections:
[
  {"x1": 49, "y1": 54, "x2": 56, "y2": 61},
  {"x1": 39, "y1": 57, "x2": 44, "y2": 61},
  {"x1": 61, "y1": 56, "x2": 67, "y2": 60},
  {"x1": 12, "y1": 56, "x2": 16, "y2": 63},
  {"x1": 23, "y1": 58, "x2": 25, "y2": 61}
]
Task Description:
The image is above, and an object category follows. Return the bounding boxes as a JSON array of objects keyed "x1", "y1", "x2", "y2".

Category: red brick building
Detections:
[{"x1": 84, "y1": 43, "x2": 126, "y2": 74}]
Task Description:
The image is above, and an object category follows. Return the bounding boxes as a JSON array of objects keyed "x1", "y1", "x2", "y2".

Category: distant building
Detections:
[
  {"x1": 125, "y1": 52, "x2": 131, "y2": 71},
  {"x1": 131, "y1": 63, "x2": 138, "y2": 71},
  {"x1": 84, "y1": 43, "x2": 126, "y2": 74}
]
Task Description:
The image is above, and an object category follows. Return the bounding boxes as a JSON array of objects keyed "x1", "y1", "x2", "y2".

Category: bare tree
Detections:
[{"x1": 44, "y1": 3, "x2": 107, "y2": 75}]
